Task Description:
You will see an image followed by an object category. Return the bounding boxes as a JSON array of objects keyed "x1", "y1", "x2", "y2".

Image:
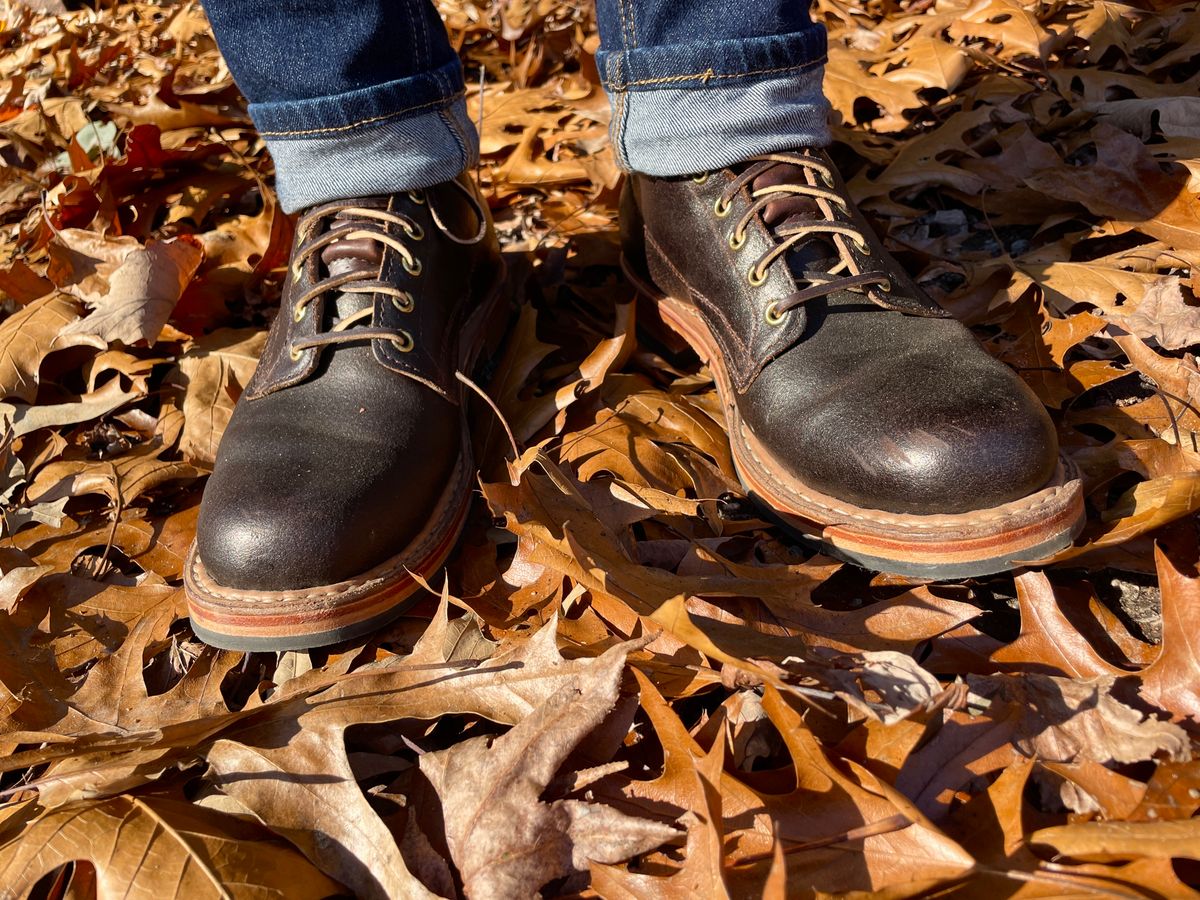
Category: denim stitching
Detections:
[
  {"x1": 618, "y1": 0, "x2": 637, "y2": 50},
  {"x1": 412, "y1": 0, "x2": 431, "y2": 72},
  {"x1": 439, "y1": 106, "x2": 471, "y2": 171},
  {"x1": 259, "y1": 91, "x2": 466, "y2": 137},
  {"x1": 613, "y1": 56, "x2": 631, "y2": 169},
  {"x1": 602, "y1": 57, "x2": 825, "y2": 92}
]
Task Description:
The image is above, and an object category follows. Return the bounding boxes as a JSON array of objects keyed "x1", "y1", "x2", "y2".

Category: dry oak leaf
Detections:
[
  {"x1": 591, "y1": 669, "x2": 740, "y2": 899},
  {"x1": 0, "y1": 293, "x2": 79, "y2": 402},
  {"x1": 1020, "y1": 262, "x2": 1169, "y2": 318},
  {"x1": 0, "y1": 794, "x2": 344, "y2": 899},
  {"x1": 201, "y1": 608, "x2": 653, "y2": 900},
  {"x1": 989, "y1": 571, "x2": 1128, "y2": 678},
  {"x1": 1137, "y1": 541, "x2": 1200, "y2": 722},
  {"x1": 823, "y1": 51, "x2": 921, "y2": 131},
  {"x1": 947, "y1": 0, "x2": 1060, "y2": 60},
  {"x1": 1108, "y1": 279, "x2": 1200, "y2": 351},
  {"x1": 174, "y1": 328, "x2": 267, "y2": 466},
  {"x1": 1030, "y1": 818, "x2": 1200, "y2": 863},
  {"x1": 420, "y1": 641, "x2": 679, "y2": 900},
  {"x1": 57, "y1": 238, "x2": 203, "y2": 347},
  {"x1": 965, "y1": 673, "x2": 1189, "y2": 766},
  {"x1": 754, "y1": 686, "x2": 975, "y2": 895},
  {"x1": 1041, "y1": 474, "x2": 1200, "y2": 563}
]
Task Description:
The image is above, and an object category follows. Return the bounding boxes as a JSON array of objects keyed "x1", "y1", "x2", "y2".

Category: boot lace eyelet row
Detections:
[
  {"x1": 712, "y1": 152, "x2": 893, "y2": 327},
  {"x1": 285, "y1": 201, "x2": 427, "y2": 361}
]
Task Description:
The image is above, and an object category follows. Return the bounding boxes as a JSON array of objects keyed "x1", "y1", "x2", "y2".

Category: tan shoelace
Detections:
[
  {"x1": 707, "y1": 152, "x2": 892, "y2": 325},
  {"x1": 286, "y1": 192, "x2": 427, "y2": 360}
]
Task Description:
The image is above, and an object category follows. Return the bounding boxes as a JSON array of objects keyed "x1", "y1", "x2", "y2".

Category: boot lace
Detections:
[
  {"x1": 285, "y1": 191, "x2": 429, "y2": 360},
  {"x1": 708, "y1": 152, "x2": 892, "y2": 325}
]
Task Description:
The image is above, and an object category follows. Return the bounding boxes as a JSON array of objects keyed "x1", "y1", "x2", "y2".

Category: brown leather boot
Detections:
[
  {"x1": 185, "y1": 174, "x2": 502, "y2": 650},
  {"x1": 623, "y1": 150, "x2": 1084, "y2": 578}
]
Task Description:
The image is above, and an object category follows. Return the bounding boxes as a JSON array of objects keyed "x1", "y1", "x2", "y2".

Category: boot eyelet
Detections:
[
  {"x1": 714, "y1": 197, "x2": 732, "y2": 218},
  {"x1": 292, "y1": 303, "x2": 306, "y2": 323},
  {"x1": 409, "y1": 189, "x2": 427, "y2": 205},
  {"x1": 764, "y1": 302, "x2": 786, "y2": 325},
  {"x1": 853, "y1": 237, "x2": 870, "y2": 253},
  {"x1": 404, "y1": 222, "x2": 425, "y2": 241},
  {"x1": 289, "y1": 345, "x2": 303, "y2": 361},
  {"x1": 692, "y1": 172, "x2": 709, "y2": 184},
  {"x1": 391, "y1": 331, "x2": 414, "y2": 353},
  {"x1": 391, "y1": 292, "x2": 415, "y2": 313},
  {"x1": 748, "y1": 267, "x2": 768, "y2": 287},
  {"x1": 403, "y1": 256, "x2": 422, "y2": 276},
  {"x1": 728, "y1": 230, "x2": 746, "y2": 251}
]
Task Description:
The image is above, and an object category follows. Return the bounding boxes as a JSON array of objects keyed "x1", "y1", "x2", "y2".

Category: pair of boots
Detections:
[{"x1": 185, "y1": 151, "x2": 1083, "y2": 651}]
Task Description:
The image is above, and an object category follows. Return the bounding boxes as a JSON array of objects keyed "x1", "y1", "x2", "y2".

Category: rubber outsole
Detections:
[{"x1": 625, "y1": 256, "x2": 1086, "y2": 579}]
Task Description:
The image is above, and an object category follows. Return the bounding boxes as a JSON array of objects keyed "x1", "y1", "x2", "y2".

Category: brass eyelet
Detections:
[
  {"x1": 728, "y1": 230, "x2": 746, "y2": 251},
  {"x1": 404, "y1": 222, "x2": 425, "y2": 241},
  {"x1": 692, "y1": 172, "x2": 709, "y2": 184},
  {"x1": 854, "y1": 238, "x2": 870, "y2": 253},
  {"x1": 289, "y1": 345, "x2": 303, "y2": 361},
  {"x1": 403, "y1": 256, "x2": 422, "y2": 276},
  {"x1": 764, "y1": 301, "x2": 785, "y2": 326},
  {"x1": 409, "y1": 189, "x2": 427, "y2": 205},
  {"x1": 391, "y1": 331, "x2": 414, "y2": 353},
  {"x1": 293, "y1": 303, "x2": 305, "y2": 323},
  {"x1": 748, "y1": 267, "x2": 768, "y2": 287},
  {"x1": 391, "y1": 292, "x2": 415, "y2": 313},
  {"x1": 714, "y1": 197, "x2": 732, "y2": 218}
]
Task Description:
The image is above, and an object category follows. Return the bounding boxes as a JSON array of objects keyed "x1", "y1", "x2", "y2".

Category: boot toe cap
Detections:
[
  {"x1": 196, "y1": 489, "x2": 360, "y2": 591},
  {"x1": 748, "y1": 354, "x2": 1059, "y2": 515}
]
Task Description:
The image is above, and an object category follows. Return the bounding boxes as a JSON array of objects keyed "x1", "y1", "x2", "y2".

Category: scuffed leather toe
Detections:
[
  {"x1": 745, "y1": 345, "x2": 1058, "y2": 515},
  {"x1": 195, "y1": 343, "x2": 461, "y2": 592}
]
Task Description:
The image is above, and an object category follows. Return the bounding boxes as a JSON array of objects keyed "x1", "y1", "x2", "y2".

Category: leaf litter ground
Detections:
[{"x1": 1, "y1": 0, "x2": 1200, "y2": 897}]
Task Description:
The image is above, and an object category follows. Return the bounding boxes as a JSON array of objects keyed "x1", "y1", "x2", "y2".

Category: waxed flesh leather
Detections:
[
  {"x1": 627, "y1": 156, "x2": 1059, "y2": 516},
  {"x1": 196, "y1": 175, "x2": 501, "y2": 590}
]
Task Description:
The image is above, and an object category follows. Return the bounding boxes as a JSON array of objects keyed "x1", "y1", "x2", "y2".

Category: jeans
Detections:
[{"x1": 203, "y1": 1, "x2": 830, "y2": 212}]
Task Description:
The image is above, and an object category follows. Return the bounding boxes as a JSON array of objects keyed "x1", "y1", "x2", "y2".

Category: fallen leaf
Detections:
[
  {"x1": 57, "y1": 238, "x2": 203, "y2": 347},
  {"x1": 421, "y1": 642, "x2": 678, "y2": 899},
  {"x1": 1109, "y1": 279, "x2": 1200, "y2": 351},
  {"x1": 0, "y1": 794, "x2": 345, "y2": 898}
]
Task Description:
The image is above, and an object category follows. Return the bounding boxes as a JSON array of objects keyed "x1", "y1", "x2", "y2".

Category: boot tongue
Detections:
[
  {"x1": 750, "y1": 162, "x2": 840, "y2": 279},
  {"x1": 317, "y1": 216, "x2": 385, "y2": 323}
]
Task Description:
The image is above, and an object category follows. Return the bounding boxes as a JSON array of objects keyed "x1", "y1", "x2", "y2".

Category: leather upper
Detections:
[
  {"x1": 197, "y1": 175, "x2": 501, "y2": 590},
  {"x1": 627, "y1": 152, "x2": 1059, "y2": 516}
]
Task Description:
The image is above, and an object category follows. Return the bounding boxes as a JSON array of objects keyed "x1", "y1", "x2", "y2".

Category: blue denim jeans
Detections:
[{"x1": 203, "y1": 1, "x2": 829, "y2": 212}]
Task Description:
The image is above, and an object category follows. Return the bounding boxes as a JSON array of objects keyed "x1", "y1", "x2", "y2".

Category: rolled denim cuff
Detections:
[
  {"x1": 248, "y1": 58, "x2": 479, "y2": 212},
  {"x1": 597, "y1": 28, "x2": 831, "y2": 176}
]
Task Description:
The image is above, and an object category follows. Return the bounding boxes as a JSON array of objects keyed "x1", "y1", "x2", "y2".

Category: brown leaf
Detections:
[
  {"x1": 0, "y1": 794, "x2": 345, "y2": 898},
  {"x1": 1109, "y1": 279, "x2": 1200, "y2": 351},
  {"x1": 0, "y1": 293, "x2": 79, "y2": 401},
  {"x1": 421, "y1": 642, "x2": 678, "y2": 899},
  {"x1": 990, "y1": 572, "x2": 1127, "y2": 677},
  {"x1": 591, "y1": 669, "x2": 733, "y2": 898},
  {"x1": 1030, "y1": 819, "x2": 1200, "y2": 863},
  {"x1": 1137, "y1": 540, "x2": 1200, "y2": 722},
  {"x1": 57, "y1": 238, "x2": 203, "y2": 347},
  {"x1": 174, "y1": 328, "x2": 266, "y2": 465},
  {"x1": 967, "y1": 673, "x2": 1189, "y2": 766}
]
